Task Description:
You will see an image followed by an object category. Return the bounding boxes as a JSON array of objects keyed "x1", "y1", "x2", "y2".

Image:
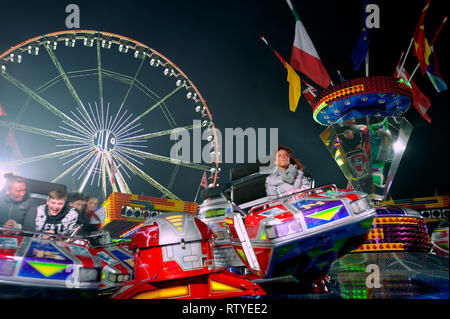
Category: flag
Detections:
[
  {"x1": 427, "y1": 45, "x2": 447, "y2": 92},
  {"x1": 395, "y1": 66, "x2": 432, "y2": 123},
  {"x1": 200, "y1": 172, "x2": 208, "y2": 189},
  {"x1": 302, "y1": 81, "x2": 318, "y2": 106},
  {"x1": 5, "y1": 128, "x2": 23, "y2": 160},
  {"x1": 337, "y1": 70, "x2": 346, "y2": 82},
  {"x1": 286, "y1": 63, "x2": 302, "y2": 112},
  {"x1": 286, "y1": 0, "x2": 332, "y2": 89},
  {"x1": 0, "y1": 104, "x2": 6, "y2": 116},
  {"x1": 413, "y1": 0, "x2": 432, "y2": 75},
  {"x1": 351, "y1": 0, "x2": 370, "y2": 70},
  {"x1": 260, "y1": 36, "x2": 302, "y2": 112},
  {"x1": 110, "y1": 159, "x2": 117, "y2": 185}
]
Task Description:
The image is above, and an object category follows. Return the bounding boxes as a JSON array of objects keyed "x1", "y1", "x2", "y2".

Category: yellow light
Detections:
[
  {"x1": 133, "y1": 285, "x2": 189, "y2": 299},
  {"x1": 165, "y1": 215, "x2": 184, "y2": 232},
  {"x1": 210, "y1": 280, "x2": 242, "y2": 292}
]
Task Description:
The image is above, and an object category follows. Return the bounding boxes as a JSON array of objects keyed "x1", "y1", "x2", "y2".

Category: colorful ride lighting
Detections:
[
  {"x1": 374, "y1": 217, "x2": 419, "y2": 224},
  {"x1": 367, "y1": 228, "x2": 384, "y2": 240},
  {"x1": 353, "y1": 242, "x2": 404, "y2": 252},
  {"x1": 312, "y1": 76, "x2": 413, "y2": 126}
]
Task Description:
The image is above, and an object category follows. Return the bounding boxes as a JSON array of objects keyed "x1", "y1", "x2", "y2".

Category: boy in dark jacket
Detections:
[{"x1": 23, "y1": 189, "x2": 79, "y2": 236}]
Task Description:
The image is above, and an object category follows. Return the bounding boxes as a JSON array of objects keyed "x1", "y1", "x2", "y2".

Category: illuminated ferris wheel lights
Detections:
[
  {"x1": 209, "y1": 167, "x2": 220, "y2": 173},
  {"x1": 134, "y1": 50, "x2": 145, "y2": 59},
  {"x1": 65, "y1": 38, "x2": 76, "y2": 47},
  {"x1": 119, "y1": 44, "x2": 129, "y2": 53},
  {"x1": 9, "y1": 53, "x2": 22, "y2": 63},
  {"x1": 27, "y1": 45, "x2": 39, "y2": 55},
  {"x1": 149, "y1": 58, "x2": 161, "y2": 67},
  {"x1": 83, "y1": 37, "x2": 94, "y2": 47},
  {"x1": 101, "y1": 39, "x2": 112, "y2": 49},
  {"x1": 195, "y1": 105, "x2": 204, "y2": 113},
  {"x1": 176, "y1": 79, "x2": 186, "y2": 87},
  {"x1": 186, "y1": 91, "x2": 197, "y2": 100},
  {"x1": 45, "y1": 40, "x2": 57, "y2": 50}
]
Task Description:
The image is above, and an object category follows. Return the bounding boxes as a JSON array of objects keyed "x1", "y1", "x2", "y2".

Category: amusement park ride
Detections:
[{"x1": 0, "y1": 2, "x2": 448, "y2": 300}]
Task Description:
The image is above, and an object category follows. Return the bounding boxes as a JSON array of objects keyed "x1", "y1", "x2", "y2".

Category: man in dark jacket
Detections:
[{"x1": 0, "y1": 174, "x2": 38, "y2": 229}]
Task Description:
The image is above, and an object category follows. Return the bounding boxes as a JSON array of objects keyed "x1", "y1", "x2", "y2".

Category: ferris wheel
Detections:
[{"x1": 0, "y1": 30, "x2": 220, "y2": 201}]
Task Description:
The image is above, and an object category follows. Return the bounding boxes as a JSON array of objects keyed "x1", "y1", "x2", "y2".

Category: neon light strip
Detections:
[{"x1": 119, "y1": 222, "x2": 143, "y2": 238}]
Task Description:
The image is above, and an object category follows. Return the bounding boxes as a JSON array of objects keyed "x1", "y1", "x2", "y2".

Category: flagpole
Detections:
[
  {"x1": 193, "y1": 182, "x2": 202, "y2": 203},
  {"x1": 365, "y1": 50, "x2": 369, "y2": 77},
  {"x1": 395, "y1": 51, "x2": 405, "y2": 73},
  {"x1": 193, "y1": 175, "x2": 204, "y2": 203},
  {"x1": 194, "y1": 171, "x2": 206, "y2": 203},
  {"x1": 397, "y1": 38, "x2": 414, "y2": 78},
  {"x1": 408, "y1": 64, "x2": 421, "y2": 82},
  {"x1": 430, "y1": 17, "x2": 448, "y2": 45}
]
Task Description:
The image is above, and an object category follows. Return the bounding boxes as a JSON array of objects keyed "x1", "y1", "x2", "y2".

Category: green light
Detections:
[{"x1": 397, "y1": 78, "x2": 412, "y2": 88}]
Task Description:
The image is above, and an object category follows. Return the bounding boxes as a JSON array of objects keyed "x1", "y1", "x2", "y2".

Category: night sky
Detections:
[{"x1": 0, "y1": 0, "x2": 448, "y2": 202}]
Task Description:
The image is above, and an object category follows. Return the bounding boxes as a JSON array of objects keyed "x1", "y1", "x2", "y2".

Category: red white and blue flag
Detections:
[
  {"x1": 302, "y1": 81, "x2": 318, "y2": 106},
  {"x1": 395, "y1": 65, "x2": 432, "y2": 123},
  {"x1": 200, "y1": 171, "x2": 208, "y2": 189}
]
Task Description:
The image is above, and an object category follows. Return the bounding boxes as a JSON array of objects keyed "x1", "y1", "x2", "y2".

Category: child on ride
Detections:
[{"x1": 23, "y1": 189, "x2": 79, "y2": 236}]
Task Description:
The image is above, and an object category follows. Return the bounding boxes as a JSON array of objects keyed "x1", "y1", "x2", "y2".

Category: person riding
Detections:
[
  {"x1": 0, "y1": 174, "x2": 38, "y2": 229},
  {"x1": 23, "y1": 189, "x2": 79, "y2": 236},
  {"x1": 265, "y1": 145, "x2": 312, "y2": 198}
]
